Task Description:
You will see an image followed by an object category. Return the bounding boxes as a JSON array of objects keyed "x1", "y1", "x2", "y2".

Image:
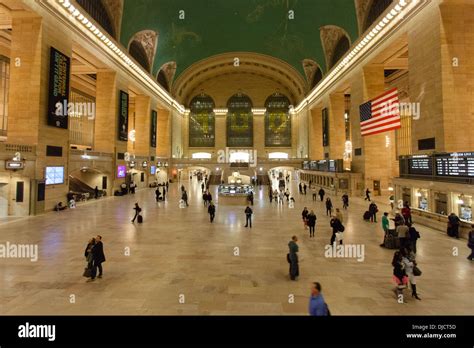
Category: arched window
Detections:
[
  {"x1": 189, "y1": 94, "x2": 215, "y2": 147},
  {"x1": 226, "y1": 93, "x2": 253, "y2": 147},
  {"x1": 76, "y1": 0, "x2": 115, "y2": 38},
  {"x1": 331, "y1": 36, "x2": 350, "y2": 68},
  {"x1": 129, "y1": 40, "x2": 150, "y2": 72},
  {"x1": 311, "y1": 67, "x2": 323, "y2": 89},
  {"x1": 364, "y1": 0, "x2": 394, "y2": 32},
  {"x1": 157, "y1": 70, "x2": 170, "y2": 92},
  {"x1": 265, "y1": 93, "x2": 291, "y2": 147}
]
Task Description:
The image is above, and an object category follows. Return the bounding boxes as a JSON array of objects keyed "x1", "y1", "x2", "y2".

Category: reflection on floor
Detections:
[{"x1": 1, "y1": 179, "x2": 473, "y2": 315}]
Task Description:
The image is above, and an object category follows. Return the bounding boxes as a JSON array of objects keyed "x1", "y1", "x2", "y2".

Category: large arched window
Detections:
[
  {"x1": 157, "y1": 70, "x2": 170, "y2": 92},
  {"x1": 311, "y1": 67, "x2": 323, "y2": 89},
  {"x1": 331, "y1": 36, "x2": 350, "y2": 68},
  {"x1": 265, "y1": 93, "x2": 291, "y2": 147},
  {"x1": 227, "y1": 93, "x2": 253, "y2": 147},
  {"x1": 76, "y1": 0, "x2": 115, "y2": 38},
  {"x1": 129, "y1": 40, "x2": 150, "y2": 72},
  {"x1": 189, "y1": 94, "x2": 215, "y2": 147},
  {"x1": 364, "y1": 0, "x2": 394, "y2": 32}
]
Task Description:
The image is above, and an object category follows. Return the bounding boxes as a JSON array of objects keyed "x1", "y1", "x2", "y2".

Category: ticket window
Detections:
[
  {"x1": 434, "y1": 192, "x2": 448, "y2": 216},
  {"x1": 454, "y1": 194, "x2": 472, "y2": 222},
  {"x1": 415, "y1": 189, "x2": 429, "y2": 211}
]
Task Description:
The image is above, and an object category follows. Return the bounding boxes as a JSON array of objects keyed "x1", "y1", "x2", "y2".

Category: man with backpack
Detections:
[
  {"x1": 131, "y1": 203, "x2": 142, "y2": 223},
  {"x1": 208, "y1": 201, "x2": 216, "y2": 223},
  {"x1": 330, "y1": 216, "x2": 344, "y2": 245}
]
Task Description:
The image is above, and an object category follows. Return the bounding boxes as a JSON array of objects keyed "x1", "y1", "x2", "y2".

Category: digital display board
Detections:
[
  {"x1": 435, "y1": 153, "x2": 474, "y2": 177},
  {"x1": 408, "y1": 156, "x2": 433, "y2": 175},
  {"x1": 117, "y1": 165, "x2": 126, "y2": 178},
  {"x1": 45, "y1": 166, "x2": 65, "y2": 185},
  {"x1": 150, "y1": 166, "x2": 156, "y2": 175}
]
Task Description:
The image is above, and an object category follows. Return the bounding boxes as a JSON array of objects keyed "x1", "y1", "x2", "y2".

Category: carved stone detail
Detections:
[
  {"x1": 129, "y1": 30, "x2": 159, "y2": 73},
  {"x1": 319, "y1": 25, "x2": 350, "y2": 71}
]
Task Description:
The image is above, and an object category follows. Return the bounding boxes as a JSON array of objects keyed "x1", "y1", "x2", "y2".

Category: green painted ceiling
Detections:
[{"x1": 120, "y1": 0, "x2": 359, "y2": 81}]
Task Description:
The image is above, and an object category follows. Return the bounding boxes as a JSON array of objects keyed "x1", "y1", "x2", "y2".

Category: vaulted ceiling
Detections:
[{"x1": 120, "y1": 0, "x2": 359, "y2": 81}]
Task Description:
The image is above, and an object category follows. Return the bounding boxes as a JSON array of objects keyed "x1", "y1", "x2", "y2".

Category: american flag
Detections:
[{"x1": 359, "y1": 88, "x2": 401, "y2": 136}]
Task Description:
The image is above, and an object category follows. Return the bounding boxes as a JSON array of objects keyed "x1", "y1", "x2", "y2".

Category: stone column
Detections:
[
  {"x1": 94, "y1": 72, "x2": 117, "y2": 153},
  {"x1": 328, "y1": 92, "x2": 346, "y2": 159},
  {"x1": 309, "y1": 107, "x2": 323, "y2": 160},
  {"x1": 134, "y1": 95, "x2": 151, "y2": 156},
  {"x1": 156, "y1": 108, "x2": 171, "y2": 158}
]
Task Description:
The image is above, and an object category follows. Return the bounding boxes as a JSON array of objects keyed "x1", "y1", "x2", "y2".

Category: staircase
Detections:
[{"x1": 69, "y1": 175, "x2": 95, "y2": 198}]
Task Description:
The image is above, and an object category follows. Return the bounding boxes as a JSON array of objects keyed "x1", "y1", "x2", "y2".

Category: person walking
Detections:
[
  {"x1": 155, "y1": 187, "x2": 161, "y2": 202},
  {"x1": 365, "y1": 188, "x2": 371, "y2": 201},
  {"x1": 307, "y1": 210, "x2": 317, "y2": 238},
  {"x1": 182, "y1": 190, "x2": 189, "y2": 207},
  {"x1": 401, "y1": 202, "x2": 412, "y2": 225},
  {"x1": 302, "y1": 207, "x2": 309, "y2": 230},
  {"x1": 299, "y1": 182, "x2": 303, "y2": 194},
  {"x1": 288, "y1": 236, "x2": 299, "y2": 281},
  {"x1": 447, "y1": 213, "x2": 461, "y2": 239},
  {"x1": 208, "y1": 201, "x2": 216, "y2": 223},
  {"x1": 268, "y1": 187, "x2": 273, "y2": 203},
  {"x1": 408, "y1": 223, "x2": 421, "y2": 254},
  {"x1": 303, "y1": 183, "x2": 307, "y2": 195},
  {"x1": 401, "y1": 247, "x2": 421, "y2": 300},
  {"x1": 369, "y1": 202, "x2": 378, "y2": 222},
  {"x1": 201, "y1": 182, "x2": 205, "y2": 193},
  {"x1": 467, "y1": 225, "x2": 474, "y2": 261},
  {"x1": 312, "y1": 186, "x2": 317, "y2": 201},
  {"x1": 84, "y1": 237, "x2": 95, "y2": 279},
  {"x1": 244, "y1": 206, "x2": 253, "y2": 228},
  {"x1": 342, "y1": 193, "x2": 349, "y2": 210},
  {"x1": 397, "y1": 222, "x2": 410, "y2": 250},
  {"x1": 330, "y1": 216, "x2": 344, "y2": 246},
  {"x1": 89, "y1": 235, "x2": 106, "y2": 281},
  {"x1": 162, "y1": 186, "x2": 166, "y2": 201},
  {"x1": 318, "y1": 187, "x2": 325, "y2": 202},
  {"x1": 392, "y1": 250, "x2": 408, "y2": 301},
  {"x1": 380, "y1": 212, "x2": 390, "y2": 247},
  {"x1": 131, "y1": 203, "x2": 141, "y2": 223},
  {"x1": 309, "y1": 282, "x2": 329, "y2": 316},
  {"x1": 325, "y1": 198, "x2": 333, "y2": 216},
  {"x1": 94, "y1": 186, "x2": 99, "y2": 199}
]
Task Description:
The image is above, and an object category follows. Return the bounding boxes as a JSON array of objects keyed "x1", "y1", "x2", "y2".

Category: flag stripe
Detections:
[
  {"x1": 361, "y1": 118, "x2": 401, "y2": 132},
  {"x1": 362, "y1": 122, "x2": 401, "y2": 136}
]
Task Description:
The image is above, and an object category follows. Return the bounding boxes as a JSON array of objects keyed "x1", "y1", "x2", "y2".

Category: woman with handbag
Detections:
[
  {"x1": 83, "y1": 238, "x2": 95, "y2": 279},
  {"x1": 401, "y1": 247, "x2": 421, "y2": 300},
  {"x1": 392, "y1": 251, "x2": 408, "y2": 301}
]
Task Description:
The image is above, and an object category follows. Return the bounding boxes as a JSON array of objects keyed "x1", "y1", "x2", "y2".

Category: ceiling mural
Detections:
[{"x1": 120, "y1": 0, "x2": 358, "y2": 82}]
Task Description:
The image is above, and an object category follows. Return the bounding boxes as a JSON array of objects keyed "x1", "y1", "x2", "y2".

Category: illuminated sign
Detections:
[{"x1": 6, "y1": 161, "x2": 24, "y2": 170}]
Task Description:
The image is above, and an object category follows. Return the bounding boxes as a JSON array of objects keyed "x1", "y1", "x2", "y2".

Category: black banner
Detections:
[
  {"x1": 150, "y1": 110, "x2": 157, "y2": 148},
  {"x1": 118, "y1": 90, "x2": 129, "y2": 141},
  {"x1": 322, "y1": 108, "x2": 329, "y2": 147},
  {"x1": 0, "y1": 316, "x2": 471, "y2": 345},
  {"x1": 47, "y1": 47, "x2": 70, "y2": 129}
]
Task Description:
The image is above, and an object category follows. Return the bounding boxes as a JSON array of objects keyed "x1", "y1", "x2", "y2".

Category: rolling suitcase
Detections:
[
  {"x1": 363, "y1": 211, "x2": 371, "y2": 220},
  {"x1": 137, "y1": 215, "x2": 143, "y2": 223}
]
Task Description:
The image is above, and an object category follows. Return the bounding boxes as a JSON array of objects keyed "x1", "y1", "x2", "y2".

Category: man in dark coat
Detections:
[
  {"x1": 90, "y1": 235, "x2": 106, "y2": 281},
  {"x1": 288, "y1": 236, "x2": 299, "y2": 280},
  {"x1": 244, "y1": 206, "x2": 253, "y2": 228},
  {"x1": 208, "y1": 202, "x2": 216, "y2": 223},
  {"x1": 318, "y1": 188, "x2": 325, "y2": 202}
]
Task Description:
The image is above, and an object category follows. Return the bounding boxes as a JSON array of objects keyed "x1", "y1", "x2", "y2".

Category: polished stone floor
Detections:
[{"x1": 0, "y1": 178, "x2": 472, "y2": 315}]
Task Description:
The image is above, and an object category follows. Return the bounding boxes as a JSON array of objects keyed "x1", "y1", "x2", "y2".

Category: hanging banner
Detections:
[
  {"x1": 150, "y1": 110, "x2": 157, "y2": 148},
  {"x1": 47, "y1": 47, "x2": 70, "y2": 129},
  {"x1": 322, "y1": 108, "x2": 329, "y2": 147},
  {"x1": 118, "y1": 90, "x2": 129, "y2": 141}
]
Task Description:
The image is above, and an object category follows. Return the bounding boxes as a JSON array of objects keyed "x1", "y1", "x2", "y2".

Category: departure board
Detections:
[
  {"x1": 435, "y1": 153, "x2": 474, "y2": 177},
  {"x1": 408, "y1": 156, "x2": 433, "y2": 175}
]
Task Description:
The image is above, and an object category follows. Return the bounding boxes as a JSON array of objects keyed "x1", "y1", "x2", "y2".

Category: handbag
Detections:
[
  {"x1": 83, "y1": 266, "x2": 92, "y2": 278},
  {"x1": 335, "y1": 232, "x2": 344, "y2": 242},
  {"x1": 413, "y1": 265, "x2": 422, "y2": 276}
]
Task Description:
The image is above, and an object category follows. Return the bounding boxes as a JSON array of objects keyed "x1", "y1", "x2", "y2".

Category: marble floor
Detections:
[{"x1": 0, "y1": 178, "x2": 472, "y2": 315}]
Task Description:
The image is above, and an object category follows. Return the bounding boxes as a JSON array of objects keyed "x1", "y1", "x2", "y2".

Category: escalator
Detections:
[{"x1": 69, "y1": 175, "x2": 95, "y2": 199}]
